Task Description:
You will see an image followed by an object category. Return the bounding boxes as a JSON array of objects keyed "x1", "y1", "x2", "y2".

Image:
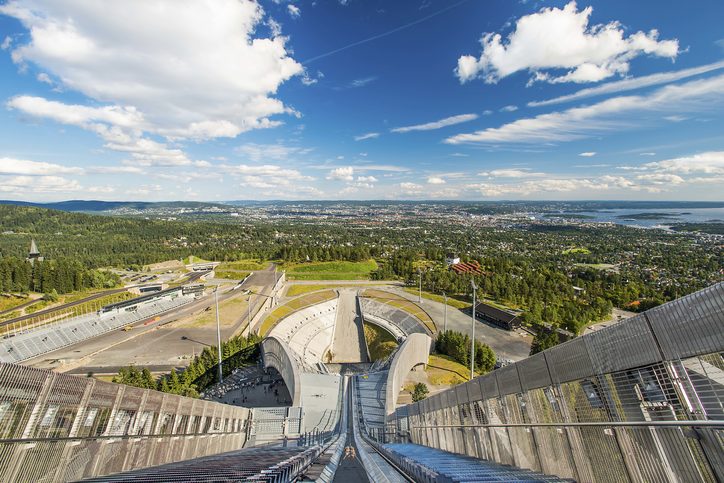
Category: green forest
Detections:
[{"x1": 1, "y1": 204, "x2": 721, "y2": 335}]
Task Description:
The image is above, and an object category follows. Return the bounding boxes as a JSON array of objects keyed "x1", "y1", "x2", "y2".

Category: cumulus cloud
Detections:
[
  {"x1": 399, "y1": 182, "x2": 424, "y2": 196},
  {"x1": 500, "y1": 105, "x2": 518, "y2": 112},
  {"x1": 446, "y1": 73, "x2": 724, "y2": 144},
  {"x1": 0, "y1": 157, "x2": 83, "y2": 175},
  {"x1": 391, "y1": 113, "x2": 478, "y2": 133},
  {"x1": 641, "y1": 151, "x2": 724, "y2": 175},
  {"x1": 0, "y1": 175, "x2": 82, "y2": 193},
  {"x1": 579, "y1": 152, "x2": 597, "y2": 157},
  {"x1": 1, "y1": 0, "x2": 302, "y2": 140},
  {"x1": 355, "y1": 132, "x2": 380, "y2": 141},
  {"x1": 327, "y1": 166, "x2": 354, "y2": 181},
  {"x1": 427, "y1": 176, "x2": 446, "y2": 184},
  {"x1": 456, "y1": 2, "x2": 678, "y2": 85}
]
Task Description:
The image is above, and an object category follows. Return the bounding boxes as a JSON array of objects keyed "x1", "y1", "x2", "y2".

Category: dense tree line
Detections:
[
  {"x1": 435, "y1": 330, "x2": 496, "y2": 374},
  {"x1": 113, "y1": 333, "x2": 261, "y2": 397},
  {"x1": 0, "y1": 256, "x2": 118, "y2": 294}
]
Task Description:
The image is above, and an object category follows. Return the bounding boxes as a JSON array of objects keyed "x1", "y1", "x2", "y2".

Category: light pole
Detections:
[
  {"x1": 470, "y1": 279, "x2": 477, "y2": 381},
  {"x1": 443, "y1": 291, "x2": 447, "y2": 333},
  {"x1": 418, "y1": 269, "x2": 422, "y2": 303},
  {"x1": 215, "y1": 287, "x2": 223, "y2": 383}
]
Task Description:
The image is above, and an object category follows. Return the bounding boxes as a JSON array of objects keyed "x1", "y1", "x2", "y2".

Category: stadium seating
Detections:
[
  {"x1": 0, "y1": 294, "x2": 196, "y2": 363},
  {"x1": 269, "y1": 299, "x2": 338, "y2": 368},
  {"x1": 359, "y1": 298, "x2": 428, "y2": 337}
]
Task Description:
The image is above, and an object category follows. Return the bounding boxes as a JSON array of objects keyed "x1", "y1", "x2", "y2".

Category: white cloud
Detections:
[
  {"x1": 427, "y1": 176, "x2": 446, "y2": 184},
  {"x1": 355, "y1": 132, "x2": 380, "y2": 141},
  {"x1": 399, "y1": 182, "x2": 424, "y2": 196},
  {"x1": 469, "y1": 175, "x2": 639, "y2": 197},
  {"x1": 446, "y1": 73, "x2": 724, "y2": 144},
  {"x1": 478, "y1": 168, "x2": 544, "y2": 178},
  {"x1": 87, "y1": 165, "x2": 144, "y2": 174},
  {"x1": 0, "y1": 157, "x2": 83, "y2": 175},
  {"x1": 456, "y1": 2, "x2": 678, "y2": 85},
  {"x1": 327, "y1": 166, "x2": 354, "y2": 181},
  {"x1": 1, "y1": 36, "x2": 11, "y2": 50},
  {"x1": 356, "y1": 175, "x2": 378, "y2": 183},
  {"x1": 287, "y1": 4, "x2": 300, "y2": 18},
  {"x1": 579, "y1": 151, "x2": 596, "y2": 157},
  {"x1": 482, "y1": 110, "x2": 493, "y2": 115},
  {"x1": 1, "y1": 0, "x2": 302, "y2": 140},
  {"x1": 500, "y1": 105, "x2": 518, "y2": 112},
  {"x1": 236, "y1": 143, "x2": 312, "y2": 162},
  {"x1": 0, "y1": 175, "x2": 81, "y2": 193},
  {"x1": 391, "y1": 113, "x2": 478, "y2": 133},
  {"x1": 529, "y1": 60, "x2": 724, "y2": 107},
  {"x1": 642, "y1": 151, "x2": 724, "y2": 175}
]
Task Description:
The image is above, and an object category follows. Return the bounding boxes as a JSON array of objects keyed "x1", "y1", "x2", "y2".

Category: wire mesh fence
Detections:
[
  {"x1": 387, "y1": 282, "x2": 724, "y2": 483},
  {"x1": 0, "y1": 363, "x2": 252, "y2": 482}
]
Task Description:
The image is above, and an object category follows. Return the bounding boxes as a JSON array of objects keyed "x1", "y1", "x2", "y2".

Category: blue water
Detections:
[{"x1": 549, "y1": 207, "x2": 724, "y2": 228}]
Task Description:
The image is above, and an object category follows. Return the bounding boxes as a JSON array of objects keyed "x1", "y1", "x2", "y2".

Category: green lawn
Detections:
[
  {"x1": 217, "y1": 259, "x2": 270, "y2": 271},
  {"x1": 363, "y1": 323, "x2": 399, "y2": 361},
  {"x1": 562, "y1": 247, "x2": 591, "y2": 255},
  {"x1": 214, "y1": 270, "x2": 251, "y2": 280},
  {"x1": 426, "y1": 354, "x2": 478, "y2": 385},
  {"x1": 285, "y1": 284, "x2": 343, "y2": 297},
  {"x1": 284, "y1": 260, "x2": 378, "y2": 280},
  {"x1": 402, "y1": 288, "x2": 470, "y2": 309}
]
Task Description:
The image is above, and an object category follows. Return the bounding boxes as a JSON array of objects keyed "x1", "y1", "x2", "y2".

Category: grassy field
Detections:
[
  {"x1": 259, "y1": 289, "x2": 337, "y2": 336},
  {"x1": 217, "y1": 259, "x2": 270, "y2": 271},
  {"x1": 562, "y1": 247, "x2": 591, "y2": 255},
  {"x1": 426, "y1": 354, "x2": 477, "y2": 385},
  {"x1": 361, "y1": 289, "x2": 436, "y2": 333},
  {"x1": 285, "y1": 284, "x2": 344, "y2": 297},
  {"x1": 170, "y1": 289, "x2": 258, "y2": 329},
  {"x1": 363, "y1": 323, "x2": 398, "y2": 361},
  {"x1": 214, "y1": 270, "x2": 251, "y2": 280},
  {"x1": 283, "y1": 260, "x2": 378, "y2": 280},
  {"x1": 0, "y1": 294, "x2": 36, "y2": 313},
  {"x1": 182, "y1": 255, "x2": 212, "y2": 265},
  {"x1": 402, "y1": 288, "x2": 470, "y2": 309}
]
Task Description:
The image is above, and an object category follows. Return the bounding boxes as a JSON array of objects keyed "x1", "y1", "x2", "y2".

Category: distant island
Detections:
[{"x1": 617, "y1": 212, "x2": 682, "y2": 220}]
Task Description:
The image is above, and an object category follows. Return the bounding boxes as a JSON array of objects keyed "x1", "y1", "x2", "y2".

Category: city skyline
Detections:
[{"x1": 1, "y1": 0, "x2": 723, "y2": 201}]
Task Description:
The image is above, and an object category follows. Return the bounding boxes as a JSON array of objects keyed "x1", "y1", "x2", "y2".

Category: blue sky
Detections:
[{"x1": 0, "y1": 0, "x2": 723, "y2": 201}]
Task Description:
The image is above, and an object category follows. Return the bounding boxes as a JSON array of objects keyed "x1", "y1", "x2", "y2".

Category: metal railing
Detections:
[
  {"x1": 386, "y1": 282, "x2": 724, "y2": 482},
  {"x1": 0, "y1": 363, "x2": 253, "y2": 482}
]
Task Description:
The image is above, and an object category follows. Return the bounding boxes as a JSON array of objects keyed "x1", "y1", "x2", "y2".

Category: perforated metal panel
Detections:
[
  {"x1": 647, "y1": 282, "x2": 724, "y2": 359},
  {"x1": 517, "y1": 351, "x2": 552, "y2": 390},
  {"x1": 479, "y1": 373, "x2": 499, "y2": 399},
  {"x1": 585, "y1": 314, "x2": 661, "y2": 374},
  {"x1": 495, "y1": 364, "x2": 522, "y2": 396},
  {"x1": 467, "y1": 378, "x2": 482, "y2": 402},
  {"x1": 545, "y1": 337, "x2": 595, "y2": 383}
]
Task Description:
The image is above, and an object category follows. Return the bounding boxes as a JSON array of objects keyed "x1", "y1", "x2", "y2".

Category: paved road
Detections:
[
  {"x1": 25, "y1": 266, "x2": 279, "y2": 373},
  {"x1": 386, "y1": 287, "x2": 532, "y2": 362},
  {"x1": 332, "y1": 290, "x2": 368, "y2": 363}
]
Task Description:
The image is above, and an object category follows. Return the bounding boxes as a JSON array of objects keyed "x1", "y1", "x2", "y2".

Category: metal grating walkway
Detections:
[
  {"x1": 383, "y1": 443, "x2": 575, "y2": 482},
  {"x1": 79, "y1": 445, "x2": 321, "y2": 482}
]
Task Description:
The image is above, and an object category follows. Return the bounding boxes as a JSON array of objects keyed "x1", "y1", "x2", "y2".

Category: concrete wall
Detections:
[
  {"x1": 261, "y1": 335, "x2": 302, "y2": 406},
  {"x1": 385, "y1": 332, "x2": 432, "y2": 417},
  {"x1": 0, "y1": 362, "x2": 252, "y2": 483},
  {"x1": 387, "y1": 282, "x2": 724, "y2": 482}
]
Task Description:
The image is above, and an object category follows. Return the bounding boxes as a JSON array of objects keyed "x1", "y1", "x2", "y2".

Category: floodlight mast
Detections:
[
  {"x1": 470, "y1": 279, "x2": 477, "y2": 380},
  {"x1": 215, "y1": 287, "x2": 223, "y2": 383}
]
